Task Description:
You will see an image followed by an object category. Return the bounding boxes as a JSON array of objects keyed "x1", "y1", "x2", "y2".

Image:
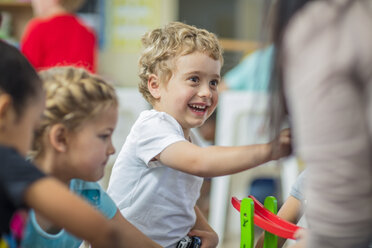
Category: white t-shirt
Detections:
[{"x1": 107, "y1": 110, "x2": 204, "y2": 248}]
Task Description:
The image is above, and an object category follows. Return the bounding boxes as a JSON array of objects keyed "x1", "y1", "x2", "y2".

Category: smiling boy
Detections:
[{"x1": 107, "y1": 22, "x2": 291, "y2": 248}]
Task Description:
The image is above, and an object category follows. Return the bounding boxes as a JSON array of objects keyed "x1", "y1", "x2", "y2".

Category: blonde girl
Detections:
[{"x1": 21, "y1": 66, "x2": 161, "y2": 248}]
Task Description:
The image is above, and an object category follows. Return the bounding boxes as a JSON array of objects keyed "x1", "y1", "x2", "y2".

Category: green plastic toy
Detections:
[
  {"x1": 239, "y1": 196, "x2": 279, "y2": 248},
  {"x1": 240, "y1": 198, "x2": 254, "y2": 248},
  {"x1": 263, "y1": 196, "x2": 278, "y2": 248}
]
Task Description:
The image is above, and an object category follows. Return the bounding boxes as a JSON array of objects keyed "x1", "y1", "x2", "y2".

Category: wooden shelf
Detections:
[
  {"x1": 0, "y1": 1, "x2": 33, "y2": 41},
  {"x1": 219, "y1": 38, "x2": 259, "y2": 54},
  {"x1": 0, "y1": 2, "x2": 31, "y2": 8}
]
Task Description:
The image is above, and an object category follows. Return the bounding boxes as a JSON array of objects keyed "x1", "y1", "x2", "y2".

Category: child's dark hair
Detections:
[{"x1": 0, "y1": 41, "x2": 43, "y2": 116}]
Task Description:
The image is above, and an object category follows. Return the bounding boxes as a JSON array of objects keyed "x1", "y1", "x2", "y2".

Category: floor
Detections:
[
  {"x1": 220, "y1": 227, "x2": 263, "y2": 248},
  {"x1": 221, "y1": 239, "x2": 240, "y2": 248},
  {"x1": 220, "y1": 228, "x2": 295, "y2": 248},
  {"x1": 221, "y1": 233, "x2": 242, "y2": 248},
  {"x1": 221, "y1": 239, "x2": 294, "y2": 248}
]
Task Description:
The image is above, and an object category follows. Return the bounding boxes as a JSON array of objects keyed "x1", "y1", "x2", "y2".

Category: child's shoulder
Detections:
[
  {"x1": 69, "y1": 179, "x2": 117, "y2": 217},
  {"x1": 135, "y1": 109, "x2": 181, "y2": 130},
  {"x1": 128, "y1": 110, "x2": 184, "y2": 143},
  {"x1": 139, "y1": 109, "x2": 172, "y2": 120},
  {"x1": 70, "y1": 179, "x2": 105, "y2": 205},
  {"x1": 0, "y1": 145, "x2": 17, "y2": 157},
  {"x1": 69, "y1": 179, "x2": 102, "y2": 191},
  {"x1": 0, "y1": 146, "x2": 42, "y2": 175}
]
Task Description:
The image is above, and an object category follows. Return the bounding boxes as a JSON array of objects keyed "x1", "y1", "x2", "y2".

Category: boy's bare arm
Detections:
[
  {"x1": 188, "y1": 206, "x2": 218, "y2": 248},
  {"x1": 158, "y1": 129, "x2": 291, "y2": 177}
]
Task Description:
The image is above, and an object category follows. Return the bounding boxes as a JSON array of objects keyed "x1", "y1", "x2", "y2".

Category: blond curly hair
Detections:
[
  {"x1": 138, "y1": 22, "x2": 224, "y2": 105},
  {"x1": 32, "y1": 66, "x2": 118, "y2": 159}
]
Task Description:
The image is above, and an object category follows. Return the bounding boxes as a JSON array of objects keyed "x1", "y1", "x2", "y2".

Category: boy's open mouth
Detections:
[{"x1": 188, "y1": 104, "x2": 208, "y2": 113}]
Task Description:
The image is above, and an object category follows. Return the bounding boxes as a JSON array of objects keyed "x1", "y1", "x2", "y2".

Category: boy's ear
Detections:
[
  {"x1": 48, "y1": 124, "x2": 68, "y2": 152},
  {"x1": 148, "y1": 74, "x2": 161, "y2": 99}
]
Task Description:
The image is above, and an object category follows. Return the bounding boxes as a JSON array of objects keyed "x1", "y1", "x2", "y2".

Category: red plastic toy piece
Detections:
[{"x1": 231, "y1": 195, "x2": 302, "y2": 240}]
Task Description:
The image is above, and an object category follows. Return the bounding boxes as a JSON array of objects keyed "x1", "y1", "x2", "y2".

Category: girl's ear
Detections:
[
  {"x1": 148, "y1": 74, "x2": 161, "y2": 99},
  {"x1": 0, "y1": 94, "x2": 15, "y2": 131},
  {"x1": 48, "y1": 124, "x2": 68, "y2": 152},
  {"x1": 0, "y1": 94, "x2": 13, "y2": 119}
]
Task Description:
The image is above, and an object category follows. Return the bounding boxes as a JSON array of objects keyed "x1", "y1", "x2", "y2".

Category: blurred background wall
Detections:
[{"x1": 0, "y1": 0, "x2": 266, "y2": 86}]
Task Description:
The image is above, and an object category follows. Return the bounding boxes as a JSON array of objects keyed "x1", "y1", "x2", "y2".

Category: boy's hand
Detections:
[
  {"x1": 270, "y1": 128, "x2": 292, "y2": 160},
  {"x1": 188, "y1": 229, "x2": 218, "y2": 248}
]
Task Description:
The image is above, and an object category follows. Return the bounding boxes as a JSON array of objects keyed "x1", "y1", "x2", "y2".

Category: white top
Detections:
[{"x1": 107, "y1": 110, "x2": 204, "y2": 248}]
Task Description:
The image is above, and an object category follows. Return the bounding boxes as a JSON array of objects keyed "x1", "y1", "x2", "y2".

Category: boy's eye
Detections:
[
  {"x1": 210, "y1": 80, "x2": 219, "y2": 87},
  {"x1": 189, "y1": 76, "x2": 199, "y2": 83}
]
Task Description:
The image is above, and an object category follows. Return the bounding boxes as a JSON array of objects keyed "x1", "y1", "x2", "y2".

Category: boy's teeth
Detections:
[{"x1": 191, "y1": 104, "x2": 206, "y2": 109}]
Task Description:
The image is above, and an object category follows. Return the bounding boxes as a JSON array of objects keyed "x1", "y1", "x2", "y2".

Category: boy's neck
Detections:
[{"x1": 183, "y1": 128, "x2": 191, "y2": 141}]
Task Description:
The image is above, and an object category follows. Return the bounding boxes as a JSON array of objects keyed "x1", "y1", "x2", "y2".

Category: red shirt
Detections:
[{"x1": 21, "y1": 14, "x2": 96, "y2": 73}]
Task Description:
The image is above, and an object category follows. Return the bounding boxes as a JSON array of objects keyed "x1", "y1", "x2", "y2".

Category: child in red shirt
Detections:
[{"x1": 21, "y1": 0, "x2": 96, "y2": 73}]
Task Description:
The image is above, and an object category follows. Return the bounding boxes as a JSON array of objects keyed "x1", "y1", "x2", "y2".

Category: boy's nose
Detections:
[{"x1": 198, "y1": 84, "x2": 212, "y2": 98}]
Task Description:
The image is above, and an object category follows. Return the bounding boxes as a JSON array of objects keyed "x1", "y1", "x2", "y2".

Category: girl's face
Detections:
[
  {"x1": 154, "y1": 52, "x2": 221, "y2": 138},
  {"x1": 64, "y1": 105, "x2": 118, "y2": 182},
  {"x1": 1, "y1": 95, "x2": 45, "y2": 157}
]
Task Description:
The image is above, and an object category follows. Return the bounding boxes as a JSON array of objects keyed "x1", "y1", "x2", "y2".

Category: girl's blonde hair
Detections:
[
  {"x1": 138, "y1": 22, "x2": 224, "y2": 105},
  {"x1": 32, "y1": 66, "x2": 118, "y2": 159}
]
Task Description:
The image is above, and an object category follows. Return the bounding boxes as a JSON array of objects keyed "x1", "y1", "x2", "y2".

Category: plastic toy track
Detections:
[{"x1": 231, "y1": 195, "x2": 302, "y2": 239}]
